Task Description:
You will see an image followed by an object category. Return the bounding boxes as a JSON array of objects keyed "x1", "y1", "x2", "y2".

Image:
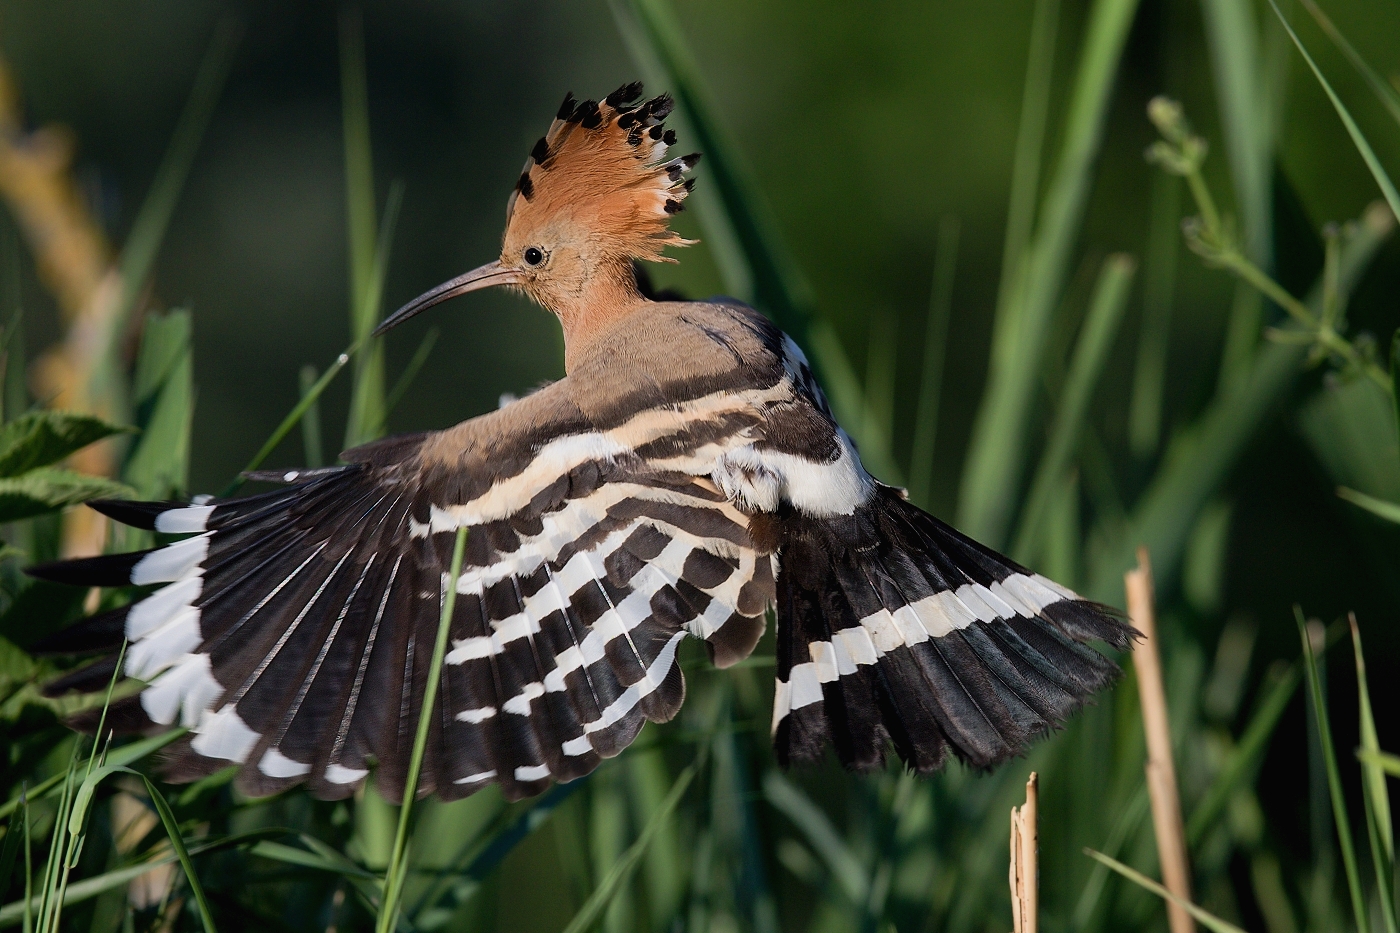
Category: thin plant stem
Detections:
[
  {"x1": 1296, "y1": 607, "x2": 1370, "y2": 933},
  {"x1": 376, "y1": 525, "x2": 469, "y2": 933}
]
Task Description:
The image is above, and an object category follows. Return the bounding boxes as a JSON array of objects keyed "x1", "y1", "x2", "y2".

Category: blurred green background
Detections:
[{"x1": 3, "y1": 0, "x2": 1400, "y2": 931}]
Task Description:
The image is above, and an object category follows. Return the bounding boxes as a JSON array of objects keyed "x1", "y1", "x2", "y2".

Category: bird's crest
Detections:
[{"x1": 504, "y1": 82, "x2": 701, "y2": 263}]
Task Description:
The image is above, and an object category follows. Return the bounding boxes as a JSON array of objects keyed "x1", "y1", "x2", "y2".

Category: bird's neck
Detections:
[{"x1": 555, "y1": 261, "x2": 650, "y2": 372}]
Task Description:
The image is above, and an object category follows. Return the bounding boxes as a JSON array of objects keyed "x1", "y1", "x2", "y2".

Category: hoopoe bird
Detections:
[{"x1": 34, "y1": 83, "x2": 1133, "y2": 802}]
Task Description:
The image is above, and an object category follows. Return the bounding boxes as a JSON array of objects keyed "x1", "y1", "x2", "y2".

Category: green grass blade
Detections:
[
  {"x1": 410, "y1": 778, "x2": 589, "y2": 922},
  {"x1": 909, "y1": 216, "x2": 960, "y2": 507},
  {"x1": 1084, "y1": 849, "x2": 1248, "y2": 933},
  {"x1": 1200, "y1": 0, "x2": 1271, "y2": 264},
  {"x1": 1072, "y1": 783, "x2": 1149, "y2": 930},
  {"x1": 1129, "y1": 172, "x2": 1181, "y2": 457},
  {"x1": 1297, "y1": 608, "x2": 1369, "y2": 933},
  {"x1": 959, "y1": 0, "x2": 1142, "y2": 547},
  {"x1": 1358, "y1": 749, "x2": 1400, "y2": 778},
  {"x1": 111, "y1": 19, "x2": 239, "y2": 330},
  {"x1": 1084, "y1": 203, "x2": 1392, "y2": 602},
  {"x1": 226, "y1": 341, "x2": 358, "y2": 495},
  {"x1": 1267, "y1": 0, "x2": 1400, "y2": 223},
  {"x1": 1013, "y1": 253, "x2": 1135, "y2": 561},
  {"x1": 91, "y1": 19, "x2": 240, "y2": 417},
  {"x1": 129, "y1": 772, "x2": 217, "y2": 933},
  {"x1": 1297, "y1": 0, "x2": 1400, "y2": 127},
  {"x1": 376, "y1": 525, "x2": 468, "y2": 933},
  {"x1": 608, "y1": 0, "x2": 897, "y2": 481},
  {"x1": 992, "y1": 0, "x2": 1060, "y2": 336},
  {"x1": 123, "y1": 309, "x2": 194, "y2": 500},
  {"x1": 298, "y1": 365, "x2": 324, "y2": 468},
  {"x1": 1337, "y1": 486, "x2": 1400, "y2": 524},
  {"x1": 247, "y1": 841, "x2": 380, "y2": 881},
  {"x1": 0, "y1": 857, "x2": 178, "y2": 929},
  {"x1": 340, "y1": 9, "x2": 391, "y2": 450},
  {"x1": 378, "y1": 326, "x2": 439, "y2": 436},
  {"x1": 1186, "y1": 661, "x2": 1299, "y2": 845},
  {"x1": 1350, "y1": 617, "x2": 1397, "y2": 933},
  {"x1": 762, "y1": 771, "x2": 867, "y2": 906},
  {"x1": 560, "y1": 764, "x2": 695, "y2": 933}
]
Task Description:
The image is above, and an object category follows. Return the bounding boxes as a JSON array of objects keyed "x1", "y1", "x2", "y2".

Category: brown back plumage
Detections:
[{"x1": 503, "y1": 83, "x2": 700, "y2": 264}]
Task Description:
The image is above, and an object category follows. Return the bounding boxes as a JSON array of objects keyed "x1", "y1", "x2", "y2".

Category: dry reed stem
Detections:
[
  {"x1": 1125, "y1": 546, "x2": 1196, "y2": 933},
  {"x1": 0, "y1": 54, "x2": 121, "y2": 558},
  {"x1": 1009, "y1": 771, "x2": 1039, "y2": 933}
]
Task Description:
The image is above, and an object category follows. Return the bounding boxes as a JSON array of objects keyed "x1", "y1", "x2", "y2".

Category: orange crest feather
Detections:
[{"x1": 504, "y1": 83, "x2": 700, "y2": 263}]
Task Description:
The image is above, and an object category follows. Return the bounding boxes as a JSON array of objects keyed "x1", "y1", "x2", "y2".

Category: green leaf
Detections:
[
  {"x1": 1266, "y1": 0, "x2": 1400, "y2": 224},
  {"x1": 0, "y1": 469, "x2": 133, "y2": 524},
  {"x1": 0, "y1": 411, "x2": 133, "y2": 478},
  {"x1": 1083, "y1": 849, "x2": 1248, "y2": 933},
  {"x1": 1338, "y1": 487, "x2": 1400, "y2": 524}
]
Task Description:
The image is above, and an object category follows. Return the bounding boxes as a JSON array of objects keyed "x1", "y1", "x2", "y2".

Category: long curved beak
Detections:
[{"x1": 373, "y1": 260, "x2": 524, "y2": 336}]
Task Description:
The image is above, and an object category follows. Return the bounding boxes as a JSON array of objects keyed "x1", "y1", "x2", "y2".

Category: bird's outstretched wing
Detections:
[{"x1": 33, "y1": 387, "x2": 775, "y2": 803}]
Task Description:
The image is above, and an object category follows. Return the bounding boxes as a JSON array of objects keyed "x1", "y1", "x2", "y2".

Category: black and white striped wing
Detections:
[
  {"x1": 36, "y1": 449, "x2": 774, "y2": 802},
  {"x1": 770, "y1": 485, "x2": 1135, "y2": 774}
]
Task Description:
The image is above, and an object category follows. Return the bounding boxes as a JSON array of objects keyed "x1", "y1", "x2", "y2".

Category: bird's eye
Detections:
[{"x1": 523, "y1": 247, "x2": 544, "y2": 266}]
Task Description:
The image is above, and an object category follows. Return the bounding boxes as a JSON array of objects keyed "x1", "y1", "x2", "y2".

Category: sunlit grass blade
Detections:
[
  {"x1": 1185, "y1": 660, "x2": 1299, "y2": 846},
  {"x1": 1084, "y1": 849, "x2": 1248, "y2": 933},
  {"x1": 762, "y1": 771, "x2": 867, "y2": 906},
  {"x1": 909, "y1": 215, "x2": 960, "y2": 508},
  {"x1": 1084, "y1": 203, "x2": 1393, "y2": 601},
  {"x1": 1297, "y1": 0, "x2": 1400, "y2": 127},
  {"x1": 1336, "y1": 486, "x2": 1400, "y2": 524},
  {"x1": 561, "y1": 764, "x2": 694, "y2": 933},
  {"x1": 1349, "y1": 615, "x2": 1397, "y2": 933},
  {"x1": 1267, "y1": 0, "x2": 1400, "y2": 223},
  {"x1": 1129, "y1": 172, "x2": 1181, "y2": 457},
  {"x1": 0, "y1": 730, "x2": 186, "y2": 822},
  {"x1": 298, "y1": 364, "x2": 324, "y2": 468},
  {"x1": 1013, "y1": 253, "x2": 1135, "y2": 562},
  {"x1": 376, "y1": 525, "x2": 468, "y2": 933},
  {"x1": 959, "y1": 0, "x2": 1143, "y2": 547},
  {"x1": 1296, "y1": 607, "x2": 1369, "y2": 933}
]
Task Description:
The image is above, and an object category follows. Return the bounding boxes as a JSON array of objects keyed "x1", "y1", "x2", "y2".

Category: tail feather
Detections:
[{"x1": 772, "y1": 486, "x2": 1136, "y2": 773}]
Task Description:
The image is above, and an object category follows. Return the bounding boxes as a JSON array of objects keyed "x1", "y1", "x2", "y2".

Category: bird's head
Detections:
[{"x1": 375, "y1": 82, "x2": 701, "y2": 360}]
